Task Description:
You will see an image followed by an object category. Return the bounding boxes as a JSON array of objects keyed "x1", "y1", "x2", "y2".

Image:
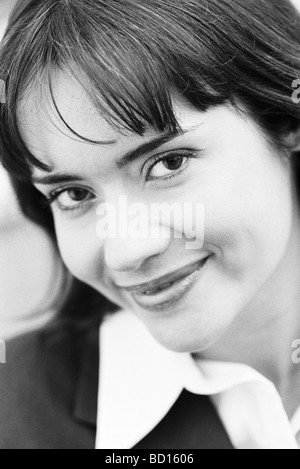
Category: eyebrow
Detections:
[
  {"x1": 32, "y1": 129, "x2": 185, "y2": 185},
  {"x1": 32, "y1": 173, "x2": 84, "y2": 185},
  {"x1": 116, "y1": 130, "x2": 185, "y2": 169}
]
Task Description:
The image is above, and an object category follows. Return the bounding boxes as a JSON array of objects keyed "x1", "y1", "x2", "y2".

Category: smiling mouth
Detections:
[{"x1": 117, "y1": 256, "x2": 211, "y2": 310}]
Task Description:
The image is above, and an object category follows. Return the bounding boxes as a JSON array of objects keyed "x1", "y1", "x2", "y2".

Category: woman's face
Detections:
[{"x1": 21, "y1": 73, "x2": 297, "y2": 353}]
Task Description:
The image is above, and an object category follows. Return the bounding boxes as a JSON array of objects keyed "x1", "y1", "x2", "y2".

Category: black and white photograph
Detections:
[{"x1": 1, "y1": 0, "x2": 300, "y2": 452}]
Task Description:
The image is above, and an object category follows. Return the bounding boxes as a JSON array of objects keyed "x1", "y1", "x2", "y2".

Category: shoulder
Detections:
[
  {"x1": 0, "y1": 320, "x2": 99, "y2": 449},
  {"x1": 0, "y1": 322, "x2": 86, "y2": 388}
]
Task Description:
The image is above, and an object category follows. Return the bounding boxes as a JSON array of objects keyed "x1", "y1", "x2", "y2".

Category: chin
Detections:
[
  {"x1": 139, "y1": 307, "x2": 233, "y2": 355},
  {"x1": 149, "y1": 328, "x2": 224, "y2": 354}
]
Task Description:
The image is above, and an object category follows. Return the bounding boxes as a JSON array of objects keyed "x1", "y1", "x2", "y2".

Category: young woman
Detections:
[{"x1": 1, "y1": 0, "x2": 300, "y2": 449}]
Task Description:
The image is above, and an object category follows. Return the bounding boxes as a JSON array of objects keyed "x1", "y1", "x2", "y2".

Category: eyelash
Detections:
[
  {"x1": 44, "y1": 149, "x2": 199, "y2": 214},
  {"x1": 144, "y1": 149, "x2": 198, "y2": 183},
  {"x1": 42, "y1": 186, "x2": 96, "y2": 215}
]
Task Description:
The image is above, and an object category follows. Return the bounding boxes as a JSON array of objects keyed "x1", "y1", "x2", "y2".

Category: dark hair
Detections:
[{"x1": 1, "y1": 0, "x2": 300, "y2": 323}]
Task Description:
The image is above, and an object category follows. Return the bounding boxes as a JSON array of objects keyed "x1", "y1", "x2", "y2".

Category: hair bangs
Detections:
[
  {"x1": 44, "y1": 1, "x2": 221, "y2": 139},
  {"x1": 0, "y1": 0, "x2": 232, "y2": 182},
  {"x1": 1, "y1": 0, "x2": 300, "y2": 183}
]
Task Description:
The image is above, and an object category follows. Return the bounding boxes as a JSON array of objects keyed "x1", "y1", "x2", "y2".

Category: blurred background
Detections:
[
  {"x1": 0, "y1": 0, "x2": 64, "y2": 339},
  {"x1": 0, "y1": 0, "x2": 300, "y2": 339},
  {"x1": 0, "y1": 0, "x2": 13, "y2": 39}
]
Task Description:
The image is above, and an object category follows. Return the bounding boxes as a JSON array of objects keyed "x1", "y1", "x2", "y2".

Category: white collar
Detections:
[
  {"x1": 95, "y1": 309, "x2": 295, "y2": 449},
  {"x1": 96, "y1": 310, "x2": 201, "y2": 449}
]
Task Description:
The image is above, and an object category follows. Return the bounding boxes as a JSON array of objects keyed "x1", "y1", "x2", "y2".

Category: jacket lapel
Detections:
[{"x1": 73, "y1": 323, "x2": 100, "y2": 428}]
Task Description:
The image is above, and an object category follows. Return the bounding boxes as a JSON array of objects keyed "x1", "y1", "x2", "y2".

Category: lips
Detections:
[
  {"x1": 119, "y1": 256, "x2": 211, "y2": 311},
  {"x1": 140, "y1": 258, "x2": 209, "y2": 296}
]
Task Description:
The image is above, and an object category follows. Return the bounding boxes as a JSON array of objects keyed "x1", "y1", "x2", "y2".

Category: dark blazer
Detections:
[{"x1": 0, "y1": 321, "x2": 233, "y2": 449}]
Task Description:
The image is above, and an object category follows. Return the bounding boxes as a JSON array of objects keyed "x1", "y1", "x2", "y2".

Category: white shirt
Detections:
[{"x1": 96, "y1": 310, "x2": 300, "y2": 450}]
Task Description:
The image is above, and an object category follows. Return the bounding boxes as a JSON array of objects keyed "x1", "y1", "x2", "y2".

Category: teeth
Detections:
[
  {"x1": 142, "y1": 289, "x2": 159, "y2": 296},
  {"x1": 160, "y1": 282, "x2": 173, "y2": 290},
  {"x1": 142, "y1": 281, "x2": 174, "y2": 296}
]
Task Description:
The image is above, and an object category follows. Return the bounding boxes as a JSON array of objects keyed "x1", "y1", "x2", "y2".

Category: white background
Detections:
[{"x1": 292, "y1": 0, "x2": 300, "y2": 9}]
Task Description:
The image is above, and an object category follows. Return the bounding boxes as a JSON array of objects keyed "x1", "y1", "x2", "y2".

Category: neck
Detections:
[{"x1": 199, "y1": 205, "x2": 300, "y2": 416}]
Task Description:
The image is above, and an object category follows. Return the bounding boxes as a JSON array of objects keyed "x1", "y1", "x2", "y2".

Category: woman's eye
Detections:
[
  {"x1": 147, "y1": 153, "x2": 192, "y2": 181},
  {"x1": 48, "y1": 188, "x2": 95, "y2": 212}
]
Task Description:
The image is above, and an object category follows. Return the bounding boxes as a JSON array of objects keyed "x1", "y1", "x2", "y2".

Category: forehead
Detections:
[
  {"x1": 18, "y1": 71, "x2": 250, "y2": 183},
  {"x1": 18, "y1": 71, "x2": 206, "y2": 167},
  {"x1": 18, "y1": 72, "x2": 120, "y2": 163}
]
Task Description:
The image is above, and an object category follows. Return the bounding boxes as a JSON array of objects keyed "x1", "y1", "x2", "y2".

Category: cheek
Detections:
[
  {"x1": 211, "y1": 173, "x2": 293, "y2": 283},
  {"x1": 186, "y1": 149, "x2": 294, "y2": 282},
  {"x1": 54, "y1": 218, "x2": 103, "y2": 285}
]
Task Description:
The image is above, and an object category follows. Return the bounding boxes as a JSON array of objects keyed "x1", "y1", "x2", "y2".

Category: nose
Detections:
[{"x1": 104, "y1": 228, "x2": 171, "y2": 272}]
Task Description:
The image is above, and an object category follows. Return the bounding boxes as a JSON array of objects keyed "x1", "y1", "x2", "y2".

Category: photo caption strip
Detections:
[{"x1": 98, "y1": 451, "x2": 213, "y2": 465}]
